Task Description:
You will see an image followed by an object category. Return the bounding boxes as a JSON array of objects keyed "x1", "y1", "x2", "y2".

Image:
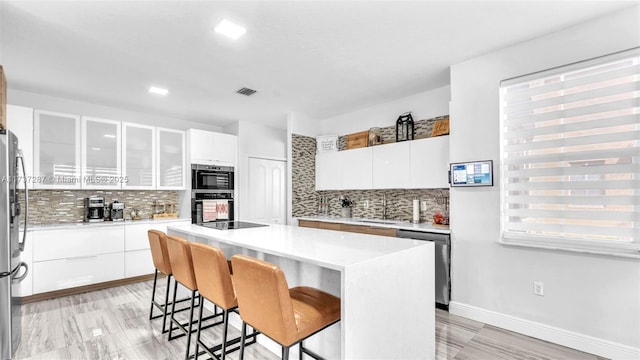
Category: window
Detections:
[{"x1": 499, "y1": 48, "x2": 640, "y2": 255}]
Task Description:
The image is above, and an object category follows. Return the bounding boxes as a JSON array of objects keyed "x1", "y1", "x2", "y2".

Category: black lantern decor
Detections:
[{"x1": 396, "y1": 111, "x2": 414, "y2": 142}]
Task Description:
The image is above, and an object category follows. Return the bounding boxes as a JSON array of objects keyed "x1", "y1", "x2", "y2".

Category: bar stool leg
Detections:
[
  {"x1": 282, "y1": 346, "x2": 289, "y2": 360},
  {"x1": 194, "y1": 295, "x2": 204, "y2": 360},
  {"x1": 184, "y1": 289, "x2": 197, "y2": 360},
  {"x1": 168, "y1": 280, "x2": 179, "y2": 341},
  {"x1": 149, "y1": 269, "x2": 158, "y2": 320},
  {"x1": 162, "y1": 275, "x2": 172, "y2": 333},
  {"x1": 239, "y1": 322, "x2": 247, "y2": 360},
  {"x1": 220, "y1": 309, "x2": 229, "y2": 360},
  {"x1": 299, "y1": 342, "x2": 303, "y2": 360}
]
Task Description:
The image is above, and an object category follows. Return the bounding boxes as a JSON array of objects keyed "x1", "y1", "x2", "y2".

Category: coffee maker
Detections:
[
  {"x1": 110, "y1": 200, "x2": 125, "y2": 221},
  {"x1": 85, "y1": 196, "x2": 105, "y2": 222}
]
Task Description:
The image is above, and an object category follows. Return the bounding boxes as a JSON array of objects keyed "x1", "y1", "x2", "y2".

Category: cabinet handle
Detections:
[{"x1": 65, "y1": 255, "x2": 98, "y2": 261}]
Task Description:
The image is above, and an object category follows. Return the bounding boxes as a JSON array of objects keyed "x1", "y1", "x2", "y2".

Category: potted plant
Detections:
[{"x1": 340, "y1": 195, "x2": 353, "y2": 218}]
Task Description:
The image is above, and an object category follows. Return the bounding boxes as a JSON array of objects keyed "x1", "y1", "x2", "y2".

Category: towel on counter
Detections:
[{"x1": 202, "y1": 200, "x2": 218, "y2": 222}]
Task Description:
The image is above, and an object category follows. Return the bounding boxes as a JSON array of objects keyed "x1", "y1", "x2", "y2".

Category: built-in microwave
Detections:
[{"x1": 191, "y1": 164, "x2": 234, "y2": 191}]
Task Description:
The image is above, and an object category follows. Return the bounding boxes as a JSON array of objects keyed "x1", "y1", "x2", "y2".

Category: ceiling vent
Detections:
[{"x1": 236, "y1": 87, "x2": 257, "y2": 96}]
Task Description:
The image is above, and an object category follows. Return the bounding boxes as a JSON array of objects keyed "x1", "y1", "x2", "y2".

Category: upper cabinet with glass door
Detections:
[
  {"x1": 34, "y1": 110, "x2": 81, "y2": 189},
  {"x1": 122, "y1": 123, "x2": 156, "y2": 189},
  {"x1": 157, "y1": 128, "x2": 186, "y2": 190},
  {"x1": 82, "y1": 117, "x2": 122, "y2": 189}
]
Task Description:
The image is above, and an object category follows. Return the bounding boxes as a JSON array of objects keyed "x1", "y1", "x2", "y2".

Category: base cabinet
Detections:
[
  {"x1": 299, "y1": 220, "x2": 397, "y2": 237},
  {"x1": 125, "y1": 250, "x2": 154, "y2": 278}
]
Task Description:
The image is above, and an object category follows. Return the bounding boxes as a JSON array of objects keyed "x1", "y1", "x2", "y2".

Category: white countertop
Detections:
[
  {"x1": 168, "y1": 222, "x2": 430, "y2": 271},
  {"x1": 296, "y1": 215, "x2": 451, "y2": 234},
  {"x1": 24, "y1": 217, "x2": 190, "y2": 231}
]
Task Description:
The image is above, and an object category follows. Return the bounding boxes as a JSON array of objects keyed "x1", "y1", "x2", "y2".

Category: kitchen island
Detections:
[{"x1": 167, "y1": 222, "x2": 435, "y2": 360}]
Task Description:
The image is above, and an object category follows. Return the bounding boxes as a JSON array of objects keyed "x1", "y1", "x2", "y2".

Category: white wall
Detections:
[
  {"x1": 449, "y1": 6, "x2": 640, "y2": 358},
  {"x1": 319, "y1": 85, "x2": 450, "y2": 135},
  {"x1": 235, "y1": 120, "x2": 287, "y2": 220}
]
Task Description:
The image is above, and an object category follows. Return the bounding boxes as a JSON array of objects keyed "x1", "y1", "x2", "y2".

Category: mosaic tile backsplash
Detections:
[
  {"x1": 19, "y1": 189, "x2": 179, "y2": 225},
  {"x1": 292, "y1": 115, "x2": 450, "y2": 222}
]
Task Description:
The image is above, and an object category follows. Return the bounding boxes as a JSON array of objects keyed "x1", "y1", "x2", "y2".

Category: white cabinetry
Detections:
[
  {"x1": 188, "y1": 129, "x2": 237, "y2": 166},
  {"x1": 124, "y1": 221, "x2": 170, "y2": 278},
  {"x1": 410, "y1": 136, "x2": 450, "y2": 188},
  {"x1": 341, "y1": 147, "x2": 372, "y2": 190},
  {"x1": 16, "y1": 231, "x2": 33, "y2": 296},
  {"x1": 122, "y1": 123, "x2": 156, "y2": 189},
  {"x1": 82, "y1": 117, "x2": 121, "y2": 189},
  {"x1": 7, "y1": 105, "x2": 34, "y2": 189},
  {"x1": 372, "y1": 141, "x2": 410, "y2": 189},
  {"x1": 315, "y1": 151, "x2": 341, "y2": 190},
  {"x1": 33, "y1": 110, "x2": 81, "y2": 189},
  {"x1": 32, "y1": 226, "x2": 125, "y2": 294},
  {"x1": 157, "y1": 128, "x2": 186, "y2": 190}
]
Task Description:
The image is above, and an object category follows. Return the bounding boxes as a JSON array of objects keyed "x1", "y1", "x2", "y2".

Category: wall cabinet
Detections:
[
  {"x1": 315, "y1": 135, "x2": 450, "y2": 190},
  {"x1": 315, "y1": 151, "x2": 341, "y2": 190},
  {"x1": 82, "y1": 117, "x2": 122, "y2": 189},
  {"x1": 341, "y1": 147, "x2": 372, "y2": 190},
  {"x1": 188, "y1": 129, "x2": 237, "y2": 166},
  {"x1": 33, "y1": 110, "x2": 81, "y2": 189},
  {"x1": 122, "y1": 122, "x2": 156, "y2": 189},
  {"x1": 157, "y1": 128, "x2": 186, "y2": 190},
  {"x1": 7, "y1": 105, "x2": 34, "y2": 190},
  {"x1": 372, "y1": 141, "x2": 410, "y2": 189},
  {"x1": 410, "y1": 136, "x2": 450, "y2": 188}
]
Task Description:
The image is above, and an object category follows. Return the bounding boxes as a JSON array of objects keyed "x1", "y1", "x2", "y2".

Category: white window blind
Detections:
[{"x1": 500, "y1": 48, "x2": 640, "y2": 255}]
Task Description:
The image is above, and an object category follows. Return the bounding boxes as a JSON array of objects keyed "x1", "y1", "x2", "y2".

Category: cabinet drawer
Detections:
[
  {"x1": 33, "y1": 252, "x2": 124, "y2": 294},
  {"x1": 298, "y1": 220, "x2": 319, "y2": 228},
  {"x1": 125, "y1": 249, "x2": 154, "y2": 278},
  {"x1": 318, "y1": 222, "x2": 341, "y2": 231},
  {"x1": 340, "y1": 224, "x2": 369, "y2": 234},
  {"x1": 367, "y1": 227, "x2": 397, "y2": 237},
  {"x1": 34, "y1": 226, "x2": 125, "y2": 262},
  {"x1": 125, "y1": 223, "x2": 167, "y2": 251}
]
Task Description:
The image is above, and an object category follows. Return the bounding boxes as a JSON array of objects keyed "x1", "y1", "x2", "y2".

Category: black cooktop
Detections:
[{"x1": 201, "y1": 221, "x2": 268, "y2": 230}]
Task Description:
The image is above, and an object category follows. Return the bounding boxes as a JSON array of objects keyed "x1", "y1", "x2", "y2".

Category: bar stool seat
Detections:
[{"x1": 231, "y1": 255, "x2": 341, "y2": 360}]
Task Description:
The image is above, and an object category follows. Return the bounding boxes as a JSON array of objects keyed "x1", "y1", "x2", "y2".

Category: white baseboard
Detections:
[{"x1": 449, "y1": 301, "x2": 640, "y2": 360}]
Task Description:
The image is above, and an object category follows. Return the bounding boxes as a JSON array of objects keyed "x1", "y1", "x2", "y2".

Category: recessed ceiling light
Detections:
[
  {"x1": 148, "y1": 86, "x2": 169, "y2": 96},
  {"x1": 214, "y1": 19, "x2": 246, "y2": 40}
]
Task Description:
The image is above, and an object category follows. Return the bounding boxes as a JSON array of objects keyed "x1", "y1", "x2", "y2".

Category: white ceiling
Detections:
[{"x1": 0, "y1": 1, "x2": 635, "y2": 129}]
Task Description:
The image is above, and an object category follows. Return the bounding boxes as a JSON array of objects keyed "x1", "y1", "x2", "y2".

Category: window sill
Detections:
[{"x1": 499, "y1": 239, "x2": 640, "y2": 260}]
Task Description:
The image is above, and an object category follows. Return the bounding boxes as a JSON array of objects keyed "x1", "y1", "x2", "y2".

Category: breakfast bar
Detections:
[{"x1": 167, "y1": 222, "x2": 435, "y2": 360}]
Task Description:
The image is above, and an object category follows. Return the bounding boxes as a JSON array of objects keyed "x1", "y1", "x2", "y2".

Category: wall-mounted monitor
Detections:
[{"x1": 449, "y1": 160, "x2": 493, "y2": 187}]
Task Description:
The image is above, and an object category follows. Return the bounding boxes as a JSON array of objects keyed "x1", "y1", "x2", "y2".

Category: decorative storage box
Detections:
[
  {"x1": 346, "y1": 130, "x2": 369, "y2": 149},
  {"x1": 316, "y1": 135, "x2": 339, "y2": 153},
  {"x1": 0, "y1": 66, "x2": 6, "y2": 130}
]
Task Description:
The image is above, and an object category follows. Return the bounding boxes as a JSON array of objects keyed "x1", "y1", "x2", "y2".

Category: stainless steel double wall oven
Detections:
[{"x1": 191, "y1": 164, "x2": 234, "y2": 224}]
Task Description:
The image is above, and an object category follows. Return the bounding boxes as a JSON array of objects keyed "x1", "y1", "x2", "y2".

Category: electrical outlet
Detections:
[
  {"x1": 421, "y1": 200, "x2": 427, "y2": 211},
  {"x1": 533, "y1": 281, "x2": 544, "y2": 296},
  {"x1": 363, "y1": 200, "x2": 369, "y2": 209}
]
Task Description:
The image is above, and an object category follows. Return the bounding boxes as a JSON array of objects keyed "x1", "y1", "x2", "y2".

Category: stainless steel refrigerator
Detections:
[{"x1": 0, "y1": 130, "x2": 28, "y2": 360}]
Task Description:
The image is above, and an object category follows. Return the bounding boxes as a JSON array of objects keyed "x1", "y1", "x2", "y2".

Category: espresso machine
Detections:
[
  {"x1": 110, "y1": 200, "x2": 125, "y2": 221},
  {"x1": 85, "y1": 196, "x2": 105, "y2": 222}
]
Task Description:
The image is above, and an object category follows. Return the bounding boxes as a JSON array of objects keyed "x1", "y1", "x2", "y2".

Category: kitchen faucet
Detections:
[{"x1": 382, "y1": 193, "x2": 388, "y2": 220}]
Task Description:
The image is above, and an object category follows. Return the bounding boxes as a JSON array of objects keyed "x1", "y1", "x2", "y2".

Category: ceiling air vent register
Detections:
[{"x1": 236, "y1": 87, "x2": 257, "y2": 96}]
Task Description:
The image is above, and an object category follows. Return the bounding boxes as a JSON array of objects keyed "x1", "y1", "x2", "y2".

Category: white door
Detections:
[{"x1": 248, "y1": 157, "x2": 286, "y2": 224}]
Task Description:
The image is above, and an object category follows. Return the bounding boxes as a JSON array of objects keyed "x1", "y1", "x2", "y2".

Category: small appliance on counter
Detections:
[
  {"x1": 85, "y1": 196, "x2": 105, "y2": 222},
  {"x1": 110, "y1": 200, "x2": 125, "y2": 221}
]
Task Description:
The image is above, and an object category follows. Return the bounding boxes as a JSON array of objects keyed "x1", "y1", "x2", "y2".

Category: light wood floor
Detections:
[{"x1": 14, "y1": 279, "x2": 606, "y2": 360}]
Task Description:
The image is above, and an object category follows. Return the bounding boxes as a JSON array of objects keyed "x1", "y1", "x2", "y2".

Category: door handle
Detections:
[{"x1": 12, "y1": 261, "x2": 29, "y2": 284}]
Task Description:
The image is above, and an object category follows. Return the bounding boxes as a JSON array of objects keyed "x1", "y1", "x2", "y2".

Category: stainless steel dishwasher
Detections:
[{"x1": 396, "y1": 229, "x2": 450, "y2": 308}]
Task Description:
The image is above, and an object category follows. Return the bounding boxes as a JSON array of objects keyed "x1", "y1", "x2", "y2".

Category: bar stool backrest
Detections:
[
  {"x1": 148, "y1": 230, "x2": 172, "y2": 275},
  {"x1": 190, "y1": 243, "x2": 237, "y2": 310},
  {"x1": 165, "y1": 235, "x2": 198, "y2": 290},
  {"x1": 231, "y1": 255, "x2": 297, "y2": 346}
]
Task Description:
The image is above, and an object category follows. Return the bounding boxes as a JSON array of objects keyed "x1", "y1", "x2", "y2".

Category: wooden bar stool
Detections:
[
  {"x1": 231, "y1": 255, "x2": 341, "y2": 360},
  {"x1": 190, "y1": 243, "x2": 258, "y2": 360},
  {"x1": 148, "y1": 230, "x2": 192, "y2": 334},
  {"x1": 165, "y1": 235, "x2": 223, "y2": 360}
]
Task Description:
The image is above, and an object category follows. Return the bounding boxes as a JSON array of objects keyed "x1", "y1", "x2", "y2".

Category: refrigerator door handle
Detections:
[
  {"x1": 17, "y1": 149, "x2": 28, "y2": 252},
  {"x1": 11, "y1": 262, "x2": 29, "y2": 284}
]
